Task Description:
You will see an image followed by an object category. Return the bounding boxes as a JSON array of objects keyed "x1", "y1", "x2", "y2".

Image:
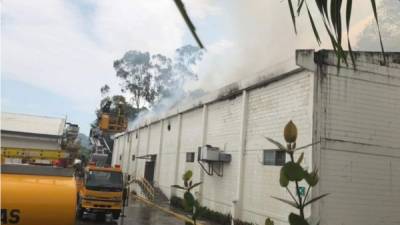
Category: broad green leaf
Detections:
[
  {"x1": 289, "y1": 213, "x2": 309, "y2": 225},
  {"x1": 305, "y1": 169, "x2": 319, "y2": 187},
  {"x1": 304, "y1": 193, "x2": 330, "y2": 207},
  {"x1": 271, "y1": 196, "x2": 298, "y2": 208},
  {"x1": 283, "y1": 162, "x2": 305, "y2": 181},
  {"x1": 184, "y1": 191, "x2": 195, "y2": 209},
  {"x1": 280, "y1": 167, "x2": 289, "y2": 187}
]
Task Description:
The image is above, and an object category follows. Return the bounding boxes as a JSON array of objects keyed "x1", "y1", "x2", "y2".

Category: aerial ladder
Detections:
[{"x1": 89, "y1": 99, "x2": 128, "y2": 166}]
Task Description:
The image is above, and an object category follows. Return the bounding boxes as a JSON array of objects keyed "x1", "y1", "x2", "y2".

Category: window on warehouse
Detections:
[
  {"x1": 263, "y1": 150, "x2": 285, "y2": 166},
  {"x1": 186, "y1": 152, "x2": 195, "y2": 162}
]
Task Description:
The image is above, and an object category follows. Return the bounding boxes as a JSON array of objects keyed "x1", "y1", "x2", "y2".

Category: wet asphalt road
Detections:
[{"x1": 76, "y1": 199, "x2": 184, "y2": 225}]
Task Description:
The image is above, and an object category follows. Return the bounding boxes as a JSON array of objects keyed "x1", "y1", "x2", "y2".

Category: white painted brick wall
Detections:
[
  {"x1": 136, "y1": 127, "x2": 149, "y2": 179},
  {"x1": 127, "y1": 132, "x2": 138, "y2": 175},
  {"x1": 242, "y1": 71, "x2": 314, "y2": 225},
  {"x1": 121, "y1": 135, "x2": 131, "y2": 174},
  {"x1": 176, "y1": 108, "x2": 203, "y2": 198},
  {"x1": 111, "y1": 137, "x2": 120, "y2": 166},
  {"x1": 158, "y1": 115, "x2": 180, "y2": 196},
  {"x1": 317, "y1": 62, "x2": 400, "y2": 225},
  {"x1": 201, "y1": 95, "x2": 243, "y2": 213},
  {"x1": 148, "y1": 122, "x2": 161, "y2": 155}
]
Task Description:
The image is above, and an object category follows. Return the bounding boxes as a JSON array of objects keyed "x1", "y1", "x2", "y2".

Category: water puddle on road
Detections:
[{"x1": 77, "y1": 199, "x2": 184, "y2": 225}]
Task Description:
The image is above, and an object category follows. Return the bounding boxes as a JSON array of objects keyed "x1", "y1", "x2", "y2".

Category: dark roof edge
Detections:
[{"x1": 296, "y1": 49, "x2": 400, "y2": 73}]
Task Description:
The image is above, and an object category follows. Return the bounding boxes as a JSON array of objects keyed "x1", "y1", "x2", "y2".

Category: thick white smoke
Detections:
[{"x1": 129, "y1": 0, "x2": 384, "y2": 128}]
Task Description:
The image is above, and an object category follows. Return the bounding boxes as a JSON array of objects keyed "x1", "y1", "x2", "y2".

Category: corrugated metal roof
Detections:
[{"x1": 1, "y1": 112, "x2": 66, "y2": 136}]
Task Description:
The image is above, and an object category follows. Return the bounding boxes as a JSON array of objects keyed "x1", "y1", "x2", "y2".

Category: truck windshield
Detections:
[{"x1": 85, "y1": 170, "x2": 123, "y2": 191}]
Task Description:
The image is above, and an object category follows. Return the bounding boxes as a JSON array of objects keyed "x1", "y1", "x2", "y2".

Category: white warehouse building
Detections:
[{"x1": 112, "y1": 49, "x2": 400, "y2": 225}]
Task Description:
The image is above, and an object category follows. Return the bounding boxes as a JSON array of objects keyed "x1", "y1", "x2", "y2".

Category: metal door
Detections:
[{"x1": 144, "y1": 161, "x2": 155, "y2": 185}]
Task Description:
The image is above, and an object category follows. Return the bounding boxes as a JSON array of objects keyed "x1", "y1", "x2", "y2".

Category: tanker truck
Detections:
[{"x1": 1, "y1": 113, "x2": 80, "y2": 225}]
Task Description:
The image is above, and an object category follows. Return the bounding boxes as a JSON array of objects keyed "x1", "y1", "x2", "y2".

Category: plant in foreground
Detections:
[
  {"x1": 265, "y1": 121, "x2": 329, "y2": 225},
  {"x1": 172, "y1": 170, "x2": 202, "y2": 225}
]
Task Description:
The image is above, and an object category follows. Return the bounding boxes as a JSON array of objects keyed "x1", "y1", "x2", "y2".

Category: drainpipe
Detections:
[
  {"x1": 198, "y1": 104, "x2": 208, "y2": 204},
  {"x1": 233, "y1": 90, "x2": 249, "y2": 223},
  {"x1": 146, "y1": 124, "x2": 152, "y2": 155},
  {"x1": 134, "y1": 128, "x2": 140, "y2": 179},
  {"x1": 126, "y1": 132, "x2": 133, "y2": 177},
  {"x1": 156, "y1": 120, "x2": 164, "y2": 184},
  {"x1": 172, "y1": 114, "x2": 183, "y2": 197},
  {"x1": 123, "y1": 135, "x2": 129, "y2": 173}
]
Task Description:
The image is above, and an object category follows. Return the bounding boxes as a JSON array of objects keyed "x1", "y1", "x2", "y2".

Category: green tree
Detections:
[
  {"x1": 100, "y1": 84, "x2": 110, "y2": 97},
  {"x1": 113, "y1": 45, "x2": 202, "y2": 109},
  {"x1": 91, "y1": 94, "x2": 142, "y2": 128}
]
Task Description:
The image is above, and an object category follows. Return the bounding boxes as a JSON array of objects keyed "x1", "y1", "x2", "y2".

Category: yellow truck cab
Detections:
[{"x1": 76, "y1": 164, "x2": 123, "y2": 221}]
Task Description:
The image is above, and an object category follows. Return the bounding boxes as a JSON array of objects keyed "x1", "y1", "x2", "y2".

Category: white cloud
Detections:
[
  {"x1": 2, "y1": 0, "x2": 378, "y2": 116},
  {"x1": 1, "y1": 0, "x2": 193, "y2": 113}
]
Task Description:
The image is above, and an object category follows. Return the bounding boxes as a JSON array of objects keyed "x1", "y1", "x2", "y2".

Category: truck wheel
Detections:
[
  {"x1": 76, "y1": 206, "x2": 84, "y2": 219},
  {"x1": 95, "y1": 213, "x2": 106, "y2": 221},
  {"x1": 112, "y1": 211, "x2": 121, "y2": 220},
  {"x1": 76, "y1": 197, "x2": 84, "y2": 219}
]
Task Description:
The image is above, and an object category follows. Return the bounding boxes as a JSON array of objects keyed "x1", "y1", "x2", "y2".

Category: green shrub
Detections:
[{"x1": 170, "y1": 196, "x2": 254, "y2": 225}]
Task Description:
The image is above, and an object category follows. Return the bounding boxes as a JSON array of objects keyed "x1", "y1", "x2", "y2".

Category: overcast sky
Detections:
[{"x1": 1, "y1": 0, "x2": 379, "y2": 134}]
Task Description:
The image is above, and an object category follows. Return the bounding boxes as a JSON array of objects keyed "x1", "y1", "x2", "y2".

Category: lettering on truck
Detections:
[{"x1": 1, "y1": 209, "x2": 20, "y2": 224}]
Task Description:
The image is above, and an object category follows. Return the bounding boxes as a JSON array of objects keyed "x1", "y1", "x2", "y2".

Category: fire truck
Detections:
[
  {"x1": 76, "y1": 163, "x2": 124, "y2": 220},
  {"x1": 75, "y1": 99, "x2": 128, "y2": 221}
]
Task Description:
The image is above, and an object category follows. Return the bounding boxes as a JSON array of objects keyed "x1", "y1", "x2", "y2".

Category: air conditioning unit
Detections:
[
  {"x1": 198, "y1": 145, "x2": 231, "y2": 163},
  {"x1": 219, "y1": 153, "x2": 231, "y2": 162},
  {"x1": 199, "y1": 145, "x2": 219, "y2": 161}
]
